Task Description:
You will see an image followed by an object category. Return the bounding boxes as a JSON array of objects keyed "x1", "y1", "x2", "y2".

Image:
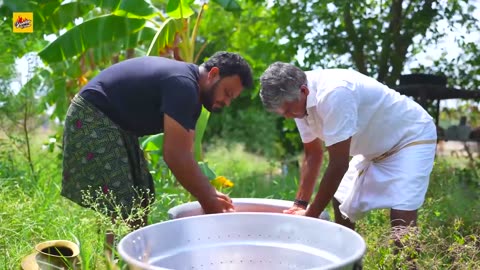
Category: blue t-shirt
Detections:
[{"x1": 79, "y1": 56, "x2": 202, "y2": 137}]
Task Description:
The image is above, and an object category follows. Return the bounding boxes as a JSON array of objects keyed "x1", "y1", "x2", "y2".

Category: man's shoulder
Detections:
[
  {"x1": 307, "y1": 69, "x2": 358, "y2": 99},
  {"x1": 162, "y1": 76, "x2": 200, "y2": 108},
  {"x1": 115, "y1": 56, "x2": 196, "y2": 71},
  {"x1": 306, "y1": 68, "x2": 359, "y2": 84},
  {"x1": 308, "y1": 68, "x2": 360, "y2": 78}
]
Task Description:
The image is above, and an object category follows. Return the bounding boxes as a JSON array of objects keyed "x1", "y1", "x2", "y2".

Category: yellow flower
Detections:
[
  {"x1": 211, "y1": 176, "x2": 234, "y2": 189},
  {"x1": 78, "y1": 75, "x2": 88, "y2": 87},
  {"x1": 203, "y1": 3, "x2": 209, "y2": 10}
]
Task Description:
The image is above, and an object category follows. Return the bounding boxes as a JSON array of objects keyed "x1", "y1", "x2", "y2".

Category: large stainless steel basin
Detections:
[
  {"x1": 167, "y1": 198, "x2": 331, "y2": 220},
  {"x1": 118, "y1": 213, "x2": 365, "y2": 270}
]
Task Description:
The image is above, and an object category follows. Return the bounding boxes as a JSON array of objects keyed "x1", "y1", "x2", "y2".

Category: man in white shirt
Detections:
[{"x1": 259, "y1": 62, "x2": 437, "y2": 237}]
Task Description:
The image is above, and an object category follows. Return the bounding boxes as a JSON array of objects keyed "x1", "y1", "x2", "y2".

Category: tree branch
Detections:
[
  {"x1": 388, "y1": 0, "x2": 436, "y2": 86},
  {"x1": 23, "y1": 98, "x2": 35, "y2": 181},
  {"x1": 377, "y1": 0, "x2": 403, "y2": 84},
  {"x1": 343, "y1": 2, "x2": 367, "y2": 74}
]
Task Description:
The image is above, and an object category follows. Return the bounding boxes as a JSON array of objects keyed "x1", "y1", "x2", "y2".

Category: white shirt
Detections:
[{"x1": 295, "y1": 69, "x2": 435, "y2": 159}]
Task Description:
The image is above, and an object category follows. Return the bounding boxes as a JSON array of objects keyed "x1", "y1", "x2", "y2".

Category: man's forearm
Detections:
[
  {"x1": 164, "y1": 152, "x2": 216, "y2": 200},
  {"x1": 306, "y1": 163, "x2": 348, "y2": 217},
  {"x1": 295, "y1": 154, "x2": 323, "y2": 203}
]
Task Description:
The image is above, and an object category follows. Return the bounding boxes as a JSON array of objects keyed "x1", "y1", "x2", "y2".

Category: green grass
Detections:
[
  {"x1": 356, "y1": 157, "x2": 480, "y2": 269},
  {"x1": 1, "y1": 136, "x2": 479, "y2": 269},
  {"x1": 0, "y1": 135, "x2": 115, "y2": 269}
]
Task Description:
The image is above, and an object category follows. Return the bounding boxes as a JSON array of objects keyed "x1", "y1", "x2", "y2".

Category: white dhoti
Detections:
[{"x1": 334, "y1": 139, "x2": 437, "y2": 223}]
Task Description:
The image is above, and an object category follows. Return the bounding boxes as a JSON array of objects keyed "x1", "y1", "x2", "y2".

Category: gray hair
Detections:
[{"x1": 259, "y1": 62, "x2": 307, "y2": 112}]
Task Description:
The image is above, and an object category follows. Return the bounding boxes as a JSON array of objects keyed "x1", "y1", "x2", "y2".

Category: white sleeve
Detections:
[
  {"x1": 317, "y1": 87, "x2": 358, "y2": 147},
  {"x1": 294, "y1": 118, "x2": 316, "y2": 143}
]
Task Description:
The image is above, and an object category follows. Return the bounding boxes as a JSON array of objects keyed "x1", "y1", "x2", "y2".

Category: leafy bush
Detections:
[{"x1": 205, "y1": 100, "x2": 284, "y2": 158}]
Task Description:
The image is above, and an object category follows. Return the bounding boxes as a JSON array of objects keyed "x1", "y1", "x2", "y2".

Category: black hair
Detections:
[{"x1": 202, "y1": 51, "x2": 254, "y2": 89}]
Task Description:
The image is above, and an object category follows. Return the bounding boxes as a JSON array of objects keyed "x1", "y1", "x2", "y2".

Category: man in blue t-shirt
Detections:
[{"x1": 61, "y1": 52, "x2": 253, "y2": 230}]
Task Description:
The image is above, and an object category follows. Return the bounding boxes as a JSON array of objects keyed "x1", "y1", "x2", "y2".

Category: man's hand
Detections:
[
  {"x1": 198, "y1": 190, "x2": 235, "y2": 214},
  {"x1": 283, "y1": 205, "x2": 307, "y2": 215}
]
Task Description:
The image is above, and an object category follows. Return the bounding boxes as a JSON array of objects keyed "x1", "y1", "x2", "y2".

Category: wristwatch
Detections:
[{"x1": 293, "y1": 199, "x2": 309, "y2": 209}]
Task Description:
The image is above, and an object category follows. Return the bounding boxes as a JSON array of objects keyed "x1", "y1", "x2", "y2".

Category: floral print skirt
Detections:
[{"x1": 61, "y1": 94, "x2": 155, "y2": 219}]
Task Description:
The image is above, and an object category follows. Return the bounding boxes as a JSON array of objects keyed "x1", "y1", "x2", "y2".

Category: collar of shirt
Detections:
[
  {"x1": 306, "y1": 79, "x2": 317, "y2": 110},
  {"x1": 303, "y1": 79, "x2": 319, "y2": 125}
]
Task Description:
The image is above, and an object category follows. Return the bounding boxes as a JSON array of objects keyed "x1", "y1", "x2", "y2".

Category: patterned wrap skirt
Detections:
[{"x1": 61, "y1": 94, "x2": 155, "y2": 219}]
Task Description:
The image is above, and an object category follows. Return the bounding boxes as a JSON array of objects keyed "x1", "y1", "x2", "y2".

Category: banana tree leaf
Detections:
[
  {"x1": 198, "y1": 161, "x2": 216, "y2": 180},
  {"x1": 150, "y1": 0, "x2": 168, "y2": 11},
  {"x1": 146, "y1": 17, "x2": 181, "y2": 56},
  {"x1": 42, "y1": 78, "x2": 68, "y2": 121},
  {"x1": 166, "y1": 0, "x2": 195, "y2": 19},
  {"x1": 1, "y1": 0, "x2": 52, "y2": 14},
  {"x1": 38, "y1": 15, "x2": 146, "y2": 63},
  {"x1": 141, "y1": 133, "x2": 164, "y2": 151},
  {"x1": 88, "y1": 39, "x2": 125, "y2": 66},
  {"x1": 93, "y1": 45, "x2": 111, "y2": 66},
  {"x1": 113, "y1": 0, "x2": 158, "y2": 18},
  {"x1": 40, "y1": 2, "x2": 95, "y2": 33},
  {"x1": 84, "y1": 0, "x2": 120, "y2": 11},
  {"x1": 126, "y1": 26, "x2": 157, "y2": 49},
  {"x1": 211, "y1": 0, "x2": 242, "y2": 12},
  {"x1": 194, "y1": 106, "x2": 210, "y2": 161}
]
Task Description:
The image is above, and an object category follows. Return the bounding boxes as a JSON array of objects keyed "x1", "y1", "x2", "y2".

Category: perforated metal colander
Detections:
[{"x1": 118, "y1": 213, "x2": 365, "y2": 270}]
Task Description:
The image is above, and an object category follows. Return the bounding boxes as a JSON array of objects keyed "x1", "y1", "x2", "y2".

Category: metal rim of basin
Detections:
[
  {"x1": 167, "y1": 198, "x2": 331, "y2": 220},
  {"x1": 168, "y1": 198, "x2": 292, "y2": 218}
]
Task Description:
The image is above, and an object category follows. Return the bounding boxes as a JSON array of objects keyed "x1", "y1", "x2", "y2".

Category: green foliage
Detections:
[
  {"x1": 114, "y1": 0, "x2": 157, "y2": 18},
  {"x1": 166, "y1": 0, "x2": 195, "y2": 18},
  {"x1": 205, "y1": 142, "x2": 276, "y2": 180},
  {"x1": 198, "y1": 0, "x2": 480, "y2": 158},
  {"x1": 211, "y1": 0, "x2": 242, "y2": 13},
  {"x1": 197, "y1": 161, "x2": 217, "y2": 180},
  {"x1": 205, "y1": 104, "x2": 283, "y2": 157},
  {"x1": 38, "y1": 2, "x2": 95, "y2": 33},
  {"x1": 424, "y1": 159, "x2": 480, "y2": 227},
  {"x1": 198, "y1": 1, "x2": 303, "y2": 157},
  {"x1": 198, "y1": 0, "x2": 295, "y2": 90},
  {"x1": 269, "y1": 0, "x2": 480, "y2": 88},
  {"x1": 38, "y1": 15, "x2": 146, "y2": 63},
  {"x1": 141, "y1": 133, "x2": 164, "y2": 151},
  {"x1": 145, "y1": 17, "x2": 180, "y2": 56},
  {"x1": 193, "y1": 107, "x2": 211, "y2": 161},
  {"x1": 357, "y1": 157, "x2": 480, "y2": 269}
]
